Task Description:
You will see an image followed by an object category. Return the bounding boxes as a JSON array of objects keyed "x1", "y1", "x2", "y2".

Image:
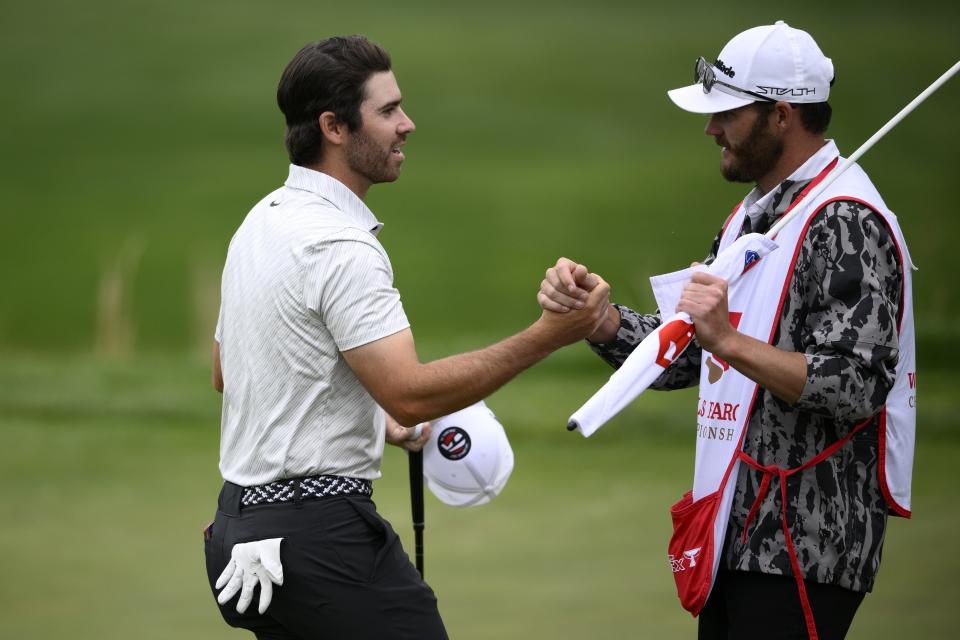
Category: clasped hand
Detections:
[
  {"x1": 537, "y1": 257, "x2": 735, "y2": 353},
  {"x1": 537, "y1": 257, "x2": 616, "y2": 344}
]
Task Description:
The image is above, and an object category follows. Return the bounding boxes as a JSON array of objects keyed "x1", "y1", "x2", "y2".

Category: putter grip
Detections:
[
  {"x1": 409, "y1": 450, "x2": 425, "y2": 577},
  {"x1": 409, "y1": 451, "x2": 424, "y2": 522}
]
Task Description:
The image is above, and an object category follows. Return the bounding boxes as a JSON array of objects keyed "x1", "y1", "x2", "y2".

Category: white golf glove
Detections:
[{"x1": 215, "y1": 538, "x2": 284, "y2": 614}]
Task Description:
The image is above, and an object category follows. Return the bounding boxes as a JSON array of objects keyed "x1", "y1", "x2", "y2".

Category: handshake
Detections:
[{"x1": 535, "y1": 257, "x2": 619, "y2": 346}]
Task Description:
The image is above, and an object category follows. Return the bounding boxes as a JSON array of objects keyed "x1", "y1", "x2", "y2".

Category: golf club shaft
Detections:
[
  {"x1": 766, "y1": 59, "x2": 960, "y2": 238},
  {"x1": 409, "y1": 449, "x2": 425, "y2": 577}
]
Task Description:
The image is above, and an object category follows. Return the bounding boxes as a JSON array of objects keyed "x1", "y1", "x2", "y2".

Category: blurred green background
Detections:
[{"x1": 1, "y1": 0, "x2": 957, "y2": 638}]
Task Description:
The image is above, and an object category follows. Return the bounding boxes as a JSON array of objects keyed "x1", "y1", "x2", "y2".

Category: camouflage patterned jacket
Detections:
[{"x1": 590, "y1": 169, "x2": 903, "y2": 593}]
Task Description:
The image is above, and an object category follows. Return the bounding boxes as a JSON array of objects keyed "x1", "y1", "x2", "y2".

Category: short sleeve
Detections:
[{"x1": 303, "y1": 234, "x2": 410, "y2": 351}]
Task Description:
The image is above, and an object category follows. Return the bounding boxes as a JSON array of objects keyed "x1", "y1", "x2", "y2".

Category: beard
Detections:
[
  {"x1": 720, "y1": 111, "x2": 784, "y2": 184},
  {"x1": 345, "y1": 127, "x2": 401, "y2": 185}
]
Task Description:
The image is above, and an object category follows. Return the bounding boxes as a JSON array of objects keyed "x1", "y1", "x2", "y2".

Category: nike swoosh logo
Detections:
[{"x1": 269, "y1": 200, "x2": 281, "y2": 207}]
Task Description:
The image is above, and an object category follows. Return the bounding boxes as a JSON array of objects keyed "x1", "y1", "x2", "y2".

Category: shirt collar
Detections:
[
  {"x1": 284, "y1": 164, "x2": 385, "y2": 236},
  {"x1": 740, "y1": 140, "x2": 840, "y2": 231}
]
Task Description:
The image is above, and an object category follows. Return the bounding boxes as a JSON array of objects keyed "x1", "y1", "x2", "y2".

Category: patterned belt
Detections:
[{"x1": 241, "y1": 475, "x2": 372, "y2": 507}]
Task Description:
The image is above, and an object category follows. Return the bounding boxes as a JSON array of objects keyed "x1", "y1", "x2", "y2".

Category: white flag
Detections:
[{"x1": 568, "y1": 233, "x2": 779, "y2": 437}]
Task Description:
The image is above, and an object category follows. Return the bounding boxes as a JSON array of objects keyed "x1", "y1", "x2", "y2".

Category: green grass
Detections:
[
  {"x1": 1, "y1": 353, "x2": 956, "y2": 638},
  {"x1": 1, "y1": 0, "x2": 959, "y2": 353},
  {"x1": 2, "y1": 1, "x2": 959, "y2": 637}
]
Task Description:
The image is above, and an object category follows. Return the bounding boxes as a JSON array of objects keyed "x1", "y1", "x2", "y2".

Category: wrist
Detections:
[
  {"x1": 587, "y1": 304, "x2": 620, "y2": 345},
  {"x1": 711, "y1": 329, "x2": 744, "y2": 364},
  {"x1": 528, "y1": 316, "x2": 566, "y2": 352}
]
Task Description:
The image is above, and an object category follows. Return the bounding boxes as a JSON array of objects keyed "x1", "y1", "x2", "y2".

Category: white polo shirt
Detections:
[{"x1": 215, "y1": 165, "x2": 410, "y2": 485}]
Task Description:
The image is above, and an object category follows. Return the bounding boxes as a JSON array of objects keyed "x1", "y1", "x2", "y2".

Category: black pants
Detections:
[
  {"x1": 204, "y1": 482, "x2": 448, "y2": 640},
  {"x1": 698, "y1": 569, "x2": 865, "y2": 640}
]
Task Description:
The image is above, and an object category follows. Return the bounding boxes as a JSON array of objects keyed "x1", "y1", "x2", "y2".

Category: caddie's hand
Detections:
[
  {"x1": 537, "y1": 257, "x2": 600, "y2": 313},
  {"x1": 216, "y1": 538, "x2": 284, "y2": 615},
  {"x1": 675, "y1": 271, "x2": 735, "y2": 356},
  {"x1": 537, "y1": 274, "x2": 611, "y2": 347},
  {"x1": 385, "y1": 414, "x2": 432, "y2": 452}
]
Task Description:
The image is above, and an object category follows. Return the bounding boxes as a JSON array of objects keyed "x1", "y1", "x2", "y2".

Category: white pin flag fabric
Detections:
[{"x1": 568, "y1": 233, "x2": 779, "y2": 437}]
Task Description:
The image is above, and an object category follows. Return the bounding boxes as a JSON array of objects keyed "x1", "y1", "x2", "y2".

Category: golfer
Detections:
[
  {"x1": 539, "y1": 22, "x2": 915, "y2": 639},
  {"x1": 204, "y1": 35, "x2": 609, "y2": 639}
]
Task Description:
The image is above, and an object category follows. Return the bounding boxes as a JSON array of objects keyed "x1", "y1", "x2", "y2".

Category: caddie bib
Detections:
[{"x1": 660, "y1": 146, "x2": 916, "y2": 640}]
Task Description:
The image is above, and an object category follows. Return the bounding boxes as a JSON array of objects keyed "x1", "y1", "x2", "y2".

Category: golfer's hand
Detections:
[
  {"x1": 537, "y1": 275, "x2": 611, "y2": 347},
  {"x1": 216, "y1": 538, "x2": 284, "y2": 614},
  {"x1": 385, "y1": 415, "x2": 432, "y2": 452},
  {"x1": 538, "y1": 257, "x2": 600, "y2": 313},
  {"x1": 676, "y1": 271, "x2": 736, "y2": 356}
]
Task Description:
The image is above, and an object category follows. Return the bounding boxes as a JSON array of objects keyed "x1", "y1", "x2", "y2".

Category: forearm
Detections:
[
  {"x1": 719, "y1": 333, "x2": 895, "y2": 424},
  {"x1": 393, "y1": 323, "x2": 558, "y2": 426},
  {"x1": 715, "y1": 332, "x2": 807, "y2": 405},
  {"x1": 349, "y1": 277, "x2": 611, "y2": 427}
]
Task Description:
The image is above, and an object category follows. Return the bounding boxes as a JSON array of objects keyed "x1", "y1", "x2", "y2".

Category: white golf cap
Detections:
[
  {"x1": 668, "y1": 21, "x2": 834, "y2": 114},
  {"x1": 422, "y1": 400, "x2": 514, "y2": 507}
]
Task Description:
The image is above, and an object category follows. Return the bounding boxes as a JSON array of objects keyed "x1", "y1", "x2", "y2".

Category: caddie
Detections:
[
  {"x1": 538, "y1": 21, "x2": 916, "y2": 640},
  {"x1": 204, "y1": 35, "x2": 610, "y2": 639}
]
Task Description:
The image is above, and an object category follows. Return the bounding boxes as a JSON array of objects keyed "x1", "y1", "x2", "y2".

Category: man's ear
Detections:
[
  {"x1": 773, "y1": 101, "x2": 794, "y2": 131},
  {"x1": 318, "y1": 111, "x2": 347, "y2": 146}
]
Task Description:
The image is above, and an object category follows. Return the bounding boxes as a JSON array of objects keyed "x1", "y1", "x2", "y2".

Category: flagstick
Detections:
[
  {"x1": 766, "y1": 60, "x2": 960, "y2": 238},
  {"x1": 567, "y1": 59, "x2": 959, "y2": 438}
]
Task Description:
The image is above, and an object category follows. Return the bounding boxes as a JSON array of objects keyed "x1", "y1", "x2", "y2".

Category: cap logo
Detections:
[
  {"x1": 438, "y1": 426, "x2": 471, "y2": 460},
  {"x1": 756, "y1": 85, "x2": 816, "y2": 97},
  {"x1": 713, "y1": 59, "x2": 735, "y2": 78}
]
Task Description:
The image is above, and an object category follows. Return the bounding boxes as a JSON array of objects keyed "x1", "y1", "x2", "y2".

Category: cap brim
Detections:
[
  {"x1": 667, "y1": 83, "x2": 754, "y2": 114},
  {"x1": 425, "y1": 455, "x2": 514, "y2": 508},
  {"x1": 425, "y1": 477, "x2": 493, "y2": 507}
]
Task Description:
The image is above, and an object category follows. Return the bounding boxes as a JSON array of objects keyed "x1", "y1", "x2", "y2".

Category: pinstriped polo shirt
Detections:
[{"x1": 215, "y1": 165, "x2": 409, "y2": 485}]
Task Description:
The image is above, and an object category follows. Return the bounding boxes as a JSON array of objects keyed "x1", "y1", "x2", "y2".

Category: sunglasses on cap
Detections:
[{"x1": 694, "y1": 57, "x2": 776, "y2": 103}]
